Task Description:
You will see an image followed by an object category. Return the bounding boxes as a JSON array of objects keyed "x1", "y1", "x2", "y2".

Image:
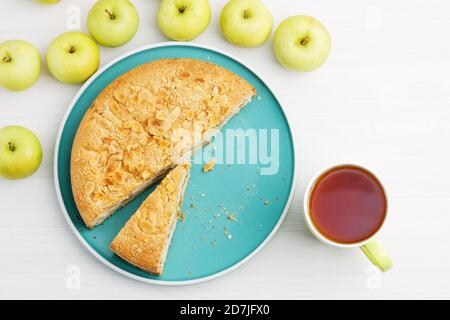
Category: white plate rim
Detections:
[{"x1": 53, "y1": 41, "x2": 299, "y2": 286}]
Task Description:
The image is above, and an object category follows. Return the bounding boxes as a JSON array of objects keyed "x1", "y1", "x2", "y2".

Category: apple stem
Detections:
[
  {"x1": 300, "y1": 37, "x2": 310, "y2": 46},
  {"x1": 105, "y1": 8, "x2": 115, "y2": 20},
  {"x1": 178, "y1": 6, "x2": 187, "y2": 14},
  {"x1": 2, "y1": 56, "x2": 11, "y2": 63},
  {"x1": 8, "y1": 142, "x2": 16, "y2": 152},
  {"x1": 243, "y1": 10, "x2": 249, "y2": 19}
]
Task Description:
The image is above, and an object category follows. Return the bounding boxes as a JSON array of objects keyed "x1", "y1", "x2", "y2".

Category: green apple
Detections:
[
  {"x1": 46, "y1": 32, "x2": 100, "y2": 84},
  {"x1": 274, "y1": 15, "x2": 331, "y2": 72},
  {"x1": 157, "y1": 0, "x2": 211, "y2": 41},
  {"x1": 0, "y1": 126, "x2": 43, "y2": 180},
  {"x1": 88, "y1": 0, "x2": 139, "y2": 48},
  {"x1": 220, "y1": 0, "x2": 273, "y2": 47},
  {"x1": 35, "y1": 0, "x2": 61, "y2": 4},
  {"x1": 0, "y1": 40, "x2": 41, "y2": 91}
]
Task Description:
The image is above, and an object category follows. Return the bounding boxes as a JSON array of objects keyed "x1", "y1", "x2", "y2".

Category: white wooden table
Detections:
[{"x1": 1, "y1": 0, "x2": 449, "y2": 299}]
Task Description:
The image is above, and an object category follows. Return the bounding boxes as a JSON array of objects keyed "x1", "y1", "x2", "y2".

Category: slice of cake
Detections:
[
  {"x1": 70, "y1": 58, "x2": 256, "y2": 228},
  {"x1": 110, "y1": 163, "x2": 190, "y2": 276}
]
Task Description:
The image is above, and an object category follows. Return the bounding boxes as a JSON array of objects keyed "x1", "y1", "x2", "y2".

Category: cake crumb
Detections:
[
  {"x1": 224, "y1": 227, "x2": 232, "y2": 240},
  {"x1": 263, "y1": 200, "x2": 270, "y2": 206},
  {"x1": 227, "y1": 214, "x2": 237, "y2": 222},
  {"x1": 203, "y1": 160, "x2": 217, "y2": 173}
]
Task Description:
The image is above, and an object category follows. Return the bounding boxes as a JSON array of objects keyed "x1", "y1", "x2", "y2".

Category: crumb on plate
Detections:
[{"x1": 202, "y1": 160, "x2": 216, "y2": 173}]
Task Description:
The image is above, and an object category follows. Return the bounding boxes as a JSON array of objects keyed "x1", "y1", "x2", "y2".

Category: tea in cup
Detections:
[{"x1": 304, "y1": 164, "x2": 393, "y2": 271}]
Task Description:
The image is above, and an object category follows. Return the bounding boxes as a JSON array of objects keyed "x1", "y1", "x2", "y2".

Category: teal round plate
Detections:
[{"x1": 54, "y1": 43, "x2": 297, "y2": 285}]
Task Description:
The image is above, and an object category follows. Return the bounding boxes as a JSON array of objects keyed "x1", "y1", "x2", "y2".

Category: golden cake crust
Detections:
[
  {"x1": 110, "y1": 163, "x2": 190, "y2": 275},
  {"x1": 70, "y1": 58, "x2": 255, "y2": 229}
]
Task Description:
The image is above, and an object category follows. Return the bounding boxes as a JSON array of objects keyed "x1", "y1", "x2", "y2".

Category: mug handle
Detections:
[{"x1": 360, "y1": 239, "x2": 393, "y2": 272}]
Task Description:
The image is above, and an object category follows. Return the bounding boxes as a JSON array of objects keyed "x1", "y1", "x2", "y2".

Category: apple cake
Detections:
[
  {"x1": 110, "y1": 163, "x2": 190, "y2": 275},
  {"x1": 70, "y1": 58, "x2": 256, "y2": 229}
]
